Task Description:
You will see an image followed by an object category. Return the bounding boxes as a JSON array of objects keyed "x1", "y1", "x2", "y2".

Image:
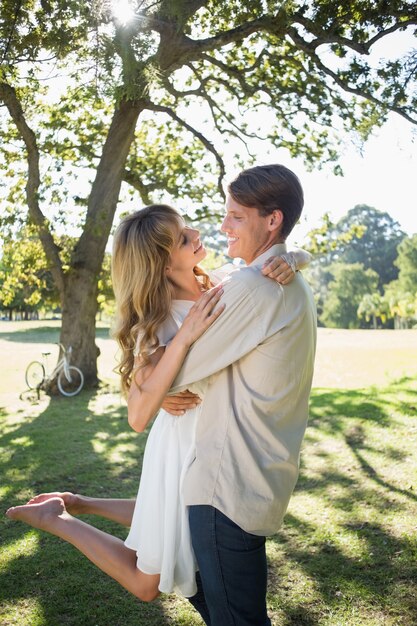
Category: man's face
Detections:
[{"x1": 221, "y1": 195, "x2": 280, "y2": 264}]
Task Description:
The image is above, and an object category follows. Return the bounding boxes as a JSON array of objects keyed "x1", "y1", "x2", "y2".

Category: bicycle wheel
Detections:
[
  {"x1": 58, "y1": 366, "x2": 84, "y2": 397},
  {"x1": 25, "y1": 361, "x2": 45, "y2": 389}
]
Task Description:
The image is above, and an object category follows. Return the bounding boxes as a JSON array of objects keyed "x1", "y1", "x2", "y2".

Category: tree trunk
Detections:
[
  {"x1": 42, "y1": 269, "x2": 100, "y2": 394},
  {"x1": 60, "y1": 269, "x2": 101, "y2": 387},
  {"x1": 2, "y1": 82, "x2": 145, "y2": 391},
  {"x1": 52, "y1": 97, "x2": 146, "y2": 389}
]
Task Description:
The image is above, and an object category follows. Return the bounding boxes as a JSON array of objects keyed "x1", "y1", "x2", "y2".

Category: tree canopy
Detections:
[
  {"x1": 394, "y1": 234, "x2": 417, "y2": 293},
  {"x1": 1, "y1": 0, "x2": 416, "y2": 385},
  {"x1": 322, "y1": 205, "x2": 406, "y2": 286},
  {"x1": 0, "y1": 225, "x2": 58, "y2": 318},
  {"x1": 321, "y1": 262, "x2": 380, "y2": 328}
]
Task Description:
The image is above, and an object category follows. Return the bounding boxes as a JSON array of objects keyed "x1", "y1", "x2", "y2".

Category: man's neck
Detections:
[{"x1": 248, "y1": 242, "x2": 288, "y2": 267}]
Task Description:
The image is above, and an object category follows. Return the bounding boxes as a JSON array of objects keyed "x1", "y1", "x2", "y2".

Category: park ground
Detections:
[{"x1": 0, "y1": 322, "x2": 416, "y2": 625}]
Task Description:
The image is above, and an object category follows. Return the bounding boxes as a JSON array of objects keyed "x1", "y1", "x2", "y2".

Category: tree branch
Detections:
[
  {"x1": 155, "y1": 12, "x2": 288, "y2": 71},
  {"x1": 287, "y1": 29, "x2": 417, "y2": 126},
  {"x1": 366, "y1": 20, "x2": 417, "y2": 50},
  {"x1": 75, "y1": 97, "x2": 146, "y2": 267},
  {"x1": 0, "y1": 82, "x2": 65, "y2": 295},
  {"x1": 146, "y1": 101, "x2": 226, "y2": 198},
  {"x1": 123, "y1": 169, "x2": 154, "y2": 204},
  {"x1": 292, "y1": 14, "x2": 417, "y2": 54},
  {"x1": 1, "y1": 0, "x2": 23, "y2": 64}
]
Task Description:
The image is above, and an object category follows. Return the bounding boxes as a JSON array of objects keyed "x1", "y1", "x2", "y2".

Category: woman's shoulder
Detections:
[{"x1": 133, "y1": 311, "x2": 183, "y2": 357}]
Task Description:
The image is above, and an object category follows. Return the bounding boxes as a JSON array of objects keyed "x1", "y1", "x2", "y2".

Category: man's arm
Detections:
[{"x1": 170, "y1": 269, "x2": 288, "y2": 393}]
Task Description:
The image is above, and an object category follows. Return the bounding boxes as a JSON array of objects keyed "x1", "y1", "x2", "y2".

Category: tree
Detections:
[
  {"x1": 0, "y1": 226, "x2": 59, "y2": 318},
  {"x1": 384, "y1": 283, "x2": 417, "y2": 328},
  {"x1": 323, "y1": 205, "x2": 406, "y2": 287},
  {"x1": 357, "y1": 292, "x2": 389, "y2": 329},
  {"x1": 97, "y1": 251, "x2": 116, "y2": 321},
  {"x1": 394, "y1": 234, "x2": 417, "y2": 293},
  {"x1": 321, "y1": 262, "x2": 380, "y2": 328},
  {"x1": 1, "y1": 1, "x2": 416, "y2": 386},
  {"x1": 381, "y1": 234, "x2": 417, "y2": 328}
]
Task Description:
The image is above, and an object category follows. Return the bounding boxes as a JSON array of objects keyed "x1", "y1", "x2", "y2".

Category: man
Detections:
[{"x1": 169, "y1": 163, "x2": 317, "y2": 625}]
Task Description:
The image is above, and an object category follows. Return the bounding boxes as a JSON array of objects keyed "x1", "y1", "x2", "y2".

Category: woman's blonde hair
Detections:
[{"x1": 111, "y1": 204, "x2": 210, "y2": 395}]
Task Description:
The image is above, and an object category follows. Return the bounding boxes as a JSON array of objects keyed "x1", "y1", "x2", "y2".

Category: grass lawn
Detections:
[{"x1": 1, "y1": 322, "x2": 416, "y2": 625}]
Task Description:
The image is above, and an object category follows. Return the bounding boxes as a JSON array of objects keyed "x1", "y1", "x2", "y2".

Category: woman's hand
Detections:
[
  {"x1": 176, "y1": 285, "x2": 225, "y2": 347},
  {"x1": 261, "y1": 253, "x2": 297, "y2": 285},
  {"x1": 261, "y1": 248, "x2": 312, "y2": 284}
]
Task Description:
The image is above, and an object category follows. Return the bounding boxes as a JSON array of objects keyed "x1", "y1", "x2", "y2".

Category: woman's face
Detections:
[{"x1": 168, "y1": 219, "x2": 206, "y2": 273}]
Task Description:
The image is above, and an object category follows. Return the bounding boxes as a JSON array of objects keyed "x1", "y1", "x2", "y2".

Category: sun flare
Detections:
[{"x1": 111, "y1": 0, "x2": 135, "y2": 25}]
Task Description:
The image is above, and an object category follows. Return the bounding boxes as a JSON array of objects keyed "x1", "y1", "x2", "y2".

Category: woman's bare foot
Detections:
[
  {"x1": 6, "y1": 497, "x2": 71, "y2": 533},
  {"x1": 26, "y1": 492, "x2": 84, "y2": 515}
]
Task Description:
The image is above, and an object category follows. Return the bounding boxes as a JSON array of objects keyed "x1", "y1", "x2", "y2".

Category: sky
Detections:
[
  {"x1": 285, "y1": 112, "x2": 417, "y2": 245},
  {"x1": 195, "y1": 108, "x2": 417, "y2": 248},
  {"x1": 217, "y1": 26, "x2": 417, "y2": 246}
]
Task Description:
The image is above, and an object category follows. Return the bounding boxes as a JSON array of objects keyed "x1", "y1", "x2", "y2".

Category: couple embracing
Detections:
[{"x1": 7, "y1": 163, "x2": 317, "y2": 625}]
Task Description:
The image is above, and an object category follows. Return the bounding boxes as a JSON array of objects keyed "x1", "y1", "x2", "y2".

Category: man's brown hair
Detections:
[{"x1": 228, "y1": 164, "x2": 304, "y2": 240}]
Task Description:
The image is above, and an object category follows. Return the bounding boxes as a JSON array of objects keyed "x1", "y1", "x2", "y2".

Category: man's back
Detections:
[{"x1": 171, "y1": 246, "x2": 317, "y2": 535}]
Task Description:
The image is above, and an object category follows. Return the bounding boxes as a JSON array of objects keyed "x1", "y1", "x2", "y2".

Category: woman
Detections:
[{"x1": 6, "y1": 204, "x2": 310, "y2": 602}]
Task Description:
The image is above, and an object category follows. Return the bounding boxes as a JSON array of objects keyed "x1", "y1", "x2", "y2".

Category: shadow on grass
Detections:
[
  {"x1": 302, "y1": 380, "x2": 417, "y2": 505},
  {"x1": 265, "y1": 378, "x2": 417, "y2": 624},
  {"x1": 0, "y1": 388, "x2": 173, "y2": 625},
  {"x1": 269, "y1": 512, "x2": 417, "y2": 625},
  {"x1": 1, "y1": 378, "x2": 416, "y2": 625},
  {"x1": 0, "y1": 326, "x2": 61, "y2": 344}
]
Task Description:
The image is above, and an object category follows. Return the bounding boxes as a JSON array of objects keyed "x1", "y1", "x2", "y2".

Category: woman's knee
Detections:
[
  {"x1": 132, "y1": 574, "x2": 160, "y2": 602},
  {"x1": 136, "y1": 587, "x2": 159, "y2": 603}
]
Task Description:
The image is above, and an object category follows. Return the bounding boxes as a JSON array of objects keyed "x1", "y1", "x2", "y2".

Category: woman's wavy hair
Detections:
[{"x1": 111, "y1": 204, "x2": 210, "y2": 395}]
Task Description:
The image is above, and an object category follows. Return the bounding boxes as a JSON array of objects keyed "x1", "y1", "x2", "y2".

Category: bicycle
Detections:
[{"x1": 25, "y1": 343, "x2": 84, "y2": 397}]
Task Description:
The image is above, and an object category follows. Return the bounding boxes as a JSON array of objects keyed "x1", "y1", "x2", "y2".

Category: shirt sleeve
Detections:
[
  {"x1": 209, "y1": 263, "x2": 238, "y2": 285},
  {"x1": 133, "y1": 313, "x2": 179, "y2": 357},
  {"x1": 170, "y1": 269, "x2": 287, "y2": 393}
]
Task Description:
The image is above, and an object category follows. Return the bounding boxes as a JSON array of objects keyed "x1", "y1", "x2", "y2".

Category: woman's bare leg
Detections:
[
  {"x1": 27, "y1": 492, "x2": 136, "y2": 527},
  {"x1": 6, "y1": 498, "x2": 159, "y2": 602}
]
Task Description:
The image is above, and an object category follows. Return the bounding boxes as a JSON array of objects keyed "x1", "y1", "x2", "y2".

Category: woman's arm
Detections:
[
  {"x1": 128, "y1": 286, "x2": 224, "y2": 432},
  {"x1": 261, "y1": 247, "x2": 312, "y2": 285}
]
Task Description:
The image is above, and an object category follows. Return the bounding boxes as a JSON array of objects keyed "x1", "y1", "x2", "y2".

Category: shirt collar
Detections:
[{"x1": 248, "y1": 243, "x2": 288, "y2": 269}]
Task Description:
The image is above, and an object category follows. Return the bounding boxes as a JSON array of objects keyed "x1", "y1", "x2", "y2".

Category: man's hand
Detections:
[
  {"x1": 161, "y1": 390, "x2": 202, "y2": 415},
  {"x1": 261, "y1": 253, "x2": 296, "y2": 285}
]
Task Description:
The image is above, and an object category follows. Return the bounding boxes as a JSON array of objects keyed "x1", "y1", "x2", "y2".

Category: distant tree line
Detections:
[
  {"x1": 304, "y1": 205, "x2": 417, "y2": 329},
  {"x1": 1, "y1": 205, "x2": 415, "y2": 329},
  {"x1": 0, "y1": 228, "x2": 113, "y2": 321}
]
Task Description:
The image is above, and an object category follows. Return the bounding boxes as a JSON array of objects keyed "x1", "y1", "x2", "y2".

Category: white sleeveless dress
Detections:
[
  {"x1": 124, "y1": 300, "x2": 205, "y2": 597},
  {"x1": 124, "y1": 266, "x2": 235, "y2": 597}
]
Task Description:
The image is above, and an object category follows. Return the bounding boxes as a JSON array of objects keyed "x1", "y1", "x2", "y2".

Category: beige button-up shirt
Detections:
[{"x1": 171, "y1": 244, "x2": 317, "y2": 536}]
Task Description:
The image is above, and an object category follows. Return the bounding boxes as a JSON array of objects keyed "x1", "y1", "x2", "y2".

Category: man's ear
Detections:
[{"x1": 267, "y1": 210, "x2": 283, "y2": 233}]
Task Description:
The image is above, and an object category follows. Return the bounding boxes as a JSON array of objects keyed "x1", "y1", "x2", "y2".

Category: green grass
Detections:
[{"x1": 1, "y1": 323, "x2": 417, "y2": 625}]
